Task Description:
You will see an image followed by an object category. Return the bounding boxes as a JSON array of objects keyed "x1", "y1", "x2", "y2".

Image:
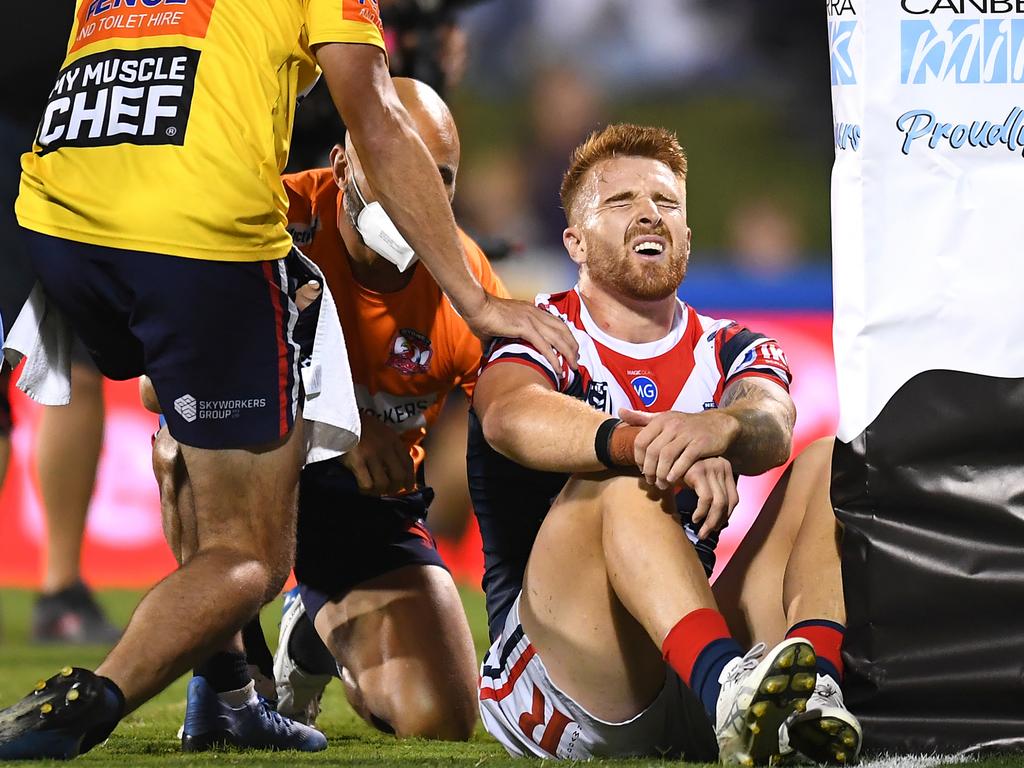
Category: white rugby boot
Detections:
[
  {"x1": 715, "y1": 638, "x2": 817, "y2": 766},
  {"x1": 778, "y1": 674, "x2": 862, "y2": 765},
  {"x1": 273, "y1": 589, "x2": 332, "y2": 726}
]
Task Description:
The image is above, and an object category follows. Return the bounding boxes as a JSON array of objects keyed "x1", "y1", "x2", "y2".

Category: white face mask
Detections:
[{"x1": 350, "y1": 175, "x2": 418, "y2": 272}]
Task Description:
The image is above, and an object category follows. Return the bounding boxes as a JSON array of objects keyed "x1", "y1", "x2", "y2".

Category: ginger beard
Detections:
[{"x1": 584, "y1": 222, "x2": 689, "y2": 302}]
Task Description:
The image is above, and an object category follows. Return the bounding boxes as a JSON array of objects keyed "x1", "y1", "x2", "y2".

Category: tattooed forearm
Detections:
[{"x1": 719, "y1": 378, "x2": 796, "y2": 475}]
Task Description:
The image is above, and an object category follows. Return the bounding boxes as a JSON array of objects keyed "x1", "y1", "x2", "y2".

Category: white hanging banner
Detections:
[{"x1": 829, "y1": 0, "x2": 1024, "y2": 442}]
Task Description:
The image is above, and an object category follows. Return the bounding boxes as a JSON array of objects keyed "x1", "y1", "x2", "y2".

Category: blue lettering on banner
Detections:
[
  {"x1": 896, "y1": 106, "x2": 1024, "y2": 155},
  {"x1": 830, "y1": 20, "x2": 858, "y2": 85},
  {"x1": 631, "y1": 376, "x2": 659, "y2": 407},
  {"x1": 835, "y1": 121, "x2": 862, "y2": 151},
  {"x1": 901, "y1": 19, "x2": 1024, "y2": 84}
]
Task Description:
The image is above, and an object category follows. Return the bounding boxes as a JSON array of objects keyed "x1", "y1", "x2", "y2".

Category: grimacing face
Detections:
[{"x1": 567, "y1": 155, "x2": 691, "y2": 302}]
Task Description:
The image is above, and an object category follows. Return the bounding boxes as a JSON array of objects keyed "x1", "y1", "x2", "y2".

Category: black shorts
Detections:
[
  {"x1": 24, "y1": 230, "x2": 301, "y2": 449},
  {"x1": 295, "y1": 460, "x2": 448, "y2": 620},
  {"x1": 0, "y1": 366, "x2": 11, "y2": 436}
]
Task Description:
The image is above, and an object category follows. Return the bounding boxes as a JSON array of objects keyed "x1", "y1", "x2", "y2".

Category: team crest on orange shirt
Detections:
[
  {"x1": 342, "y1": 0, "x2": 384, "y2": 35},
  {"x1": 387, "y1": 329, "x2": 432, "y2": 375}
]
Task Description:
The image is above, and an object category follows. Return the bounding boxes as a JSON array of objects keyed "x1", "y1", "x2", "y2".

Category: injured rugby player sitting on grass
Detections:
[{"x1": 467, "y1": 123, "x2": 862, "y2": 766}]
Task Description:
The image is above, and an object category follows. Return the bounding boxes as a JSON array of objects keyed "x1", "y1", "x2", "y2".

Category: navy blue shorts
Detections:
[
  {"x1": 24, "y1": 231, "x2": 301, "y2": 449},
  {"x1": 295, "y1": 460, "x2": 447, "y2": 620},
  {"x1": 0, "y1": 366, "x2": 11, "y2": 436}
]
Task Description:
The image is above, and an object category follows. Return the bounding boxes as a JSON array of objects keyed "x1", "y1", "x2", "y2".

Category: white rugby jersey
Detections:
[{"x1": 486, "y1": 287, "x2": 792, "y2": 413}]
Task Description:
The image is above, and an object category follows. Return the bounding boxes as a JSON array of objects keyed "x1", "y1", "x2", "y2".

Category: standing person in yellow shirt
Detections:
[{"x1": 0, "y1": 0, "x2": 577, "y2": 760}]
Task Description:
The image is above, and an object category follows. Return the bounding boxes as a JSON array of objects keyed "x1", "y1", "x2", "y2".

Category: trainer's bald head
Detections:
[{"x1": 343, "y1": 77, "x2": 460, "y2": 199}]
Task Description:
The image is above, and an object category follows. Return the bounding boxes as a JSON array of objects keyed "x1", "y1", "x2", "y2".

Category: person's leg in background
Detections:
[
  {"x1": 0, "y1": 367, "x2": 11, "y2": 494},
  {"x1": 32, "y1": 340, "x2": 119, "y2": 645}
]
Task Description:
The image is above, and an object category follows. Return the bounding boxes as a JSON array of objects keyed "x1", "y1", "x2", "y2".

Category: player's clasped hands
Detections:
[
  {"x1": 620, "y1": 408, "x2": 740, "y2": 538},
  {"x1": 341, "y1": 412, "x2": 416, "y2": 497},
  {"x1": 463, "y1": 294, "x2": 580, "y2": 375}
]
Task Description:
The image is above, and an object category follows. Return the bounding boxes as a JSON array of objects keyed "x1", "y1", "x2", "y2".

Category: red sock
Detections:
[
  {"x1": 662, "y1": 608, "x2": 735, "y2": 686},
  {"x1": 662, "y1": 608, "x2": 743, "y2": 718},
  {"x1": 787, "y1": 619, "x2": 845, "y2": 681}
]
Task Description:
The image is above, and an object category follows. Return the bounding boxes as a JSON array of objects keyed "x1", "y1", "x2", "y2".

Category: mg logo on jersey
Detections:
[
  {"x1": 830, "y1": 20, "x2": 858, "y2": 85},
  {"x1": 387, "y1": 329, "x2": 433, "y2": 375},
  {"x1": 901, "y1": 19, "x2": 1024, "y2": 84},
  {"x1": 631, "y1": 376, "x2": 659, "y2": 407},
  {"x1": 173, "y1": 394, "x2": 197, "y2": 423}
]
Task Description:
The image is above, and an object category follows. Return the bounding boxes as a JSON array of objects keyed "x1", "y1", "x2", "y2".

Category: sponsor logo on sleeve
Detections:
[
  {"x1": 342, "y1": 0, "x2": 384, "y2": 35},
  {"x1": 758, "y1": 342, "x2": 790, "y2": 368},
  {"x1": 354, "y1": 385, "x2": 437, "y2": 431},
  {"x1": 630, "y1": 376, "x2": 659, "y2": 408},
  {"x1": 386, "y1": 329, "x2": 433, "y2": 375},
  {"x1": 36, "y1": 47, "x2": 199, "y2": 154},
  {"x1": 71, "y1": 0, "x2": 216, "y2": 55},
  {"x1": 287, "y1": 216, "x2": 320, "y2": 247}
]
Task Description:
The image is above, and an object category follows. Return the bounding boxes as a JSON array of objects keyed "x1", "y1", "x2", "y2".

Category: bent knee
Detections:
[
  {"x1": 206, "y1": 550, "x2": 292, "y2": 608},
  {"x1": 557, "y1": 473, "x2": 667, "y2": 517},
  {"x1": 366, "y1": 682, "x2": 476, "y2": 741}
]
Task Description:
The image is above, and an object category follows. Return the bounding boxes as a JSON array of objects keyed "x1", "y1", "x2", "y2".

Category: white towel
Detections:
[
  {"x1": 1, "y1": 282, "x2": 73, "y2": 406},
  {"x1": 292, "y1": 250, "x2": 361, "y2": 464}
]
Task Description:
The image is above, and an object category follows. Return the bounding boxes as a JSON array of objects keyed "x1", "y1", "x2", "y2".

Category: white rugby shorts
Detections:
[{"x1": 478, "y1": 593, "x2": 717, "y2": 760}]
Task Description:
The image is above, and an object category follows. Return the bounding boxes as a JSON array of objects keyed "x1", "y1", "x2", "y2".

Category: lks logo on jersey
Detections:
[
  {"x1": 631, "y1": 376, "x2": 659, "y2": 408},
  {"x1": 387, "y1": 329, "x2": 433, "y2": 375}
]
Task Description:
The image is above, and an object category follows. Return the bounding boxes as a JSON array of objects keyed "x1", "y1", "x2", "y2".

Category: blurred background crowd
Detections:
[
  {"x1": 3, "y1": 0, "x2": 834, "y2": 322},
  {"x1": 0, "y1": 0, "x2": 837, "y2": 636}
]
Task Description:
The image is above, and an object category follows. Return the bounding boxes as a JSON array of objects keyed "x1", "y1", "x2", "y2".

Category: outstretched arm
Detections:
[{"x1": 314, "y1": 44, "x2": 578, "y2": 372}]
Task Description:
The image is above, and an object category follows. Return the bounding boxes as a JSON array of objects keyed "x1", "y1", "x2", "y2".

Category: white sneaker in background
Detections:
[{"x1": 273, "y1": 590, "x2": 332, "y2": 726}]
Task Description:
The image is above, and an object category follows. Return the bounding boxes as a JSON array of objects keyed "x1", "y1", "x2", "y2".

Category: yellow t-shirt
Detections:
[{"x1": 15, "y1": 0, "x2": 385, "y2": 262}]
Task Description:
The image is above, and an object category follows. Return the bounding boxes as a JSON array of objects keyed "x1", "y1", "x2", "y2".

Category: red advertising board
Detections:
[{"x1": 0, "y1": 312, "x2": 836, "y2": 588}]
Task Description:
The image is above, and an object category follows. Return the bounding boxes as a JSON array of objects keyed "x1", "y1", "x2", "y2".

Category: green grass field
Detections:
[{"x1": 0, "y1": 588, "x2": 1014, "y2": 768}]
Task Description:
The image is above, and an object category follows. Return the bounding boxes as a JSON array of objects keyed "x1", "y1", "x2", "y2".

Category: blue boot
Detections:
[
  {"x1": 0, "y1": 666, "x2": 123, "y2": 760},
  {"x1": 181, "y1": 676, "x2": 327, "y2": 752}
]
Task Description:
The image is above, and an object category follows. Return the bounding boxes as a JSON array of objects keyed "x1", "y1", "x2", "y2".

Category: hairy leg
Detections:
[
  {"x1": 152, "y1": 427, "x2": 249, "y2": 667},
  {"x1": 152, "y1": 427, "x2": 195, "y2": 565},
  {"x1": 36, "y1": 362, "x2": 104, "y2": 593},
  {"x1": 520, "y1": 473, "x2": 717, "y2": 723},
  {"x1": 97, "y1": 420, "x2": 303, "y2": 711},
  {"x1": 712, "y1": 437, "x2": 842, "y2": 648},
  {"x1": 314, "y1": 565, "x2": 477, "y2": 740}
]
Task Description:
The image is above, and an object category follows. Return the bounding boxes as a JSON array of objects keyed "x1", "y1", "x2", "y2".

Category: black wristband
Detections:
[{"x1": 594, "y1": 417, "x2": 622, "y2": 469}]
